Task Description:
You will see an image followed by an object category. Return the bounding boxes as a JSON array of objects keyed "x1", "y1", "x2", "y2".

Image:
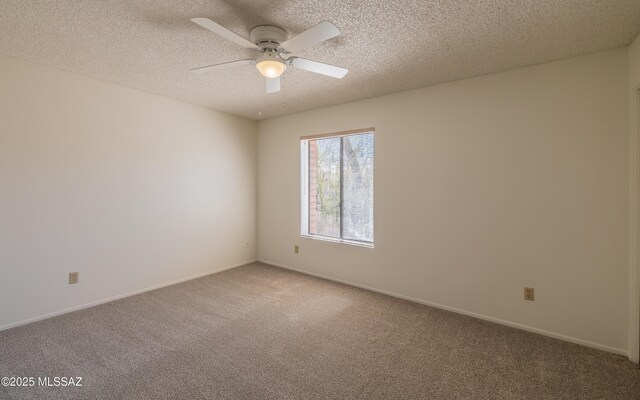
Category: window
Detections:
[{"x1": 301, "y1": 129, "x2": 374, "y2": 246}]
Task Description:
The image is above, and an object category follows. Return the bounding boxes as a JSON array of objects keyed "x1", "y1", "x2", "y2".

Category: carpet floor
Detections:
[{"x1": 1, "y1": 262, "x2": 639, "y2": 399}]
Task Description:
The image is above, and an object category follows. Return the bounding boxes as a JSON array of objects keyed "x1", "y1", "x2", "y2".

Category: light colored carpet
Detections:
[{"x1": 0, "y1": 262, "x2": 639, "y2": 399}]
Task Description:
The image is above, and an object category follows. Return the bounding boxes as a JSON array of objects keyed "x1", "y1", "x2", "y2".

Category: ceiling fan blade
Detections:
[
  {"x1": 191, "y1": 18, "x2": 259, "y2": 49},
  {"x1": 190, "y1": 59, "x2": 254, "y2": 73},
  {"x1": 289, "y1": 57, "x2": 348, "y2": 79},
  {"x1": 280, "y1": 21, "x2": 340, "y2": 53},
  {"x1": 266, "y1": 77, "x2": 281, "y2": 94}
]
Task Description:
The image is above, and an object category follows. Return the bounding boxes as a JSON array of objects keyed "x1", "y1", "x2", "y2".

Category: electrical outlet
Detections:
[
  {"x1": 69, "y1": 272, "x2": 79, "y2": 285},
  {"x1": 294, "y1": 245, "x2": 299, "y2": 254},
  {"x1": 524, "y1": 287, "x2": 534, "y2": 301}
]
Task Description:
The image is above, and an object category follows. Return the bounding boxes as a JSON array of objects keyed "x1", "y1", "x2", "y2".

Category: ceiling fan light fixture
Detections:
[
  {"x1": 190, "y1": 18, "x2": 348, "y2": 94},
  {"x1": 256, "y1": 56, "x2": 287, "y2": 78}
]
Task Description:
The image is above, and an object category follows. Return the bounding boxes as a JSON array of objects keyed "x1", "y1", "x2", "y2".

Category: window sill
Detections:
[{"x1": 301, "y1": 234, "x2": 374, "y2": 248}]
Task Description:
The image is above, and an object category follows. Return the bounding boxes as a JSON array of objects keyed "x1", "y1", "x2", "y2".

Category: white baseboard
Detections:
[
  {"x1": 0, "y1": 259, "x2": 257, "y2": 332},
  {"x1": 258, "y1": 259, "x2": 629, "y2": 358}
]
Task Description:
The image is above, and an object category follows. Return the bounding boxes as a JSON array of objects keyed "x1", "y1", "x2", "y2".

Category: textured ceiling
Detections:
[{"x1": 1, "y1": 1, "x2": 639, "y2": 120}]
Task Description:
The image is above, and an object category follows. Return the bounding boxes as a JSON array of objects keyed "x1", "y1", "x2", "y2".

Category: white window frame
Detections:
[{"x1": 300, "y1": 128, "x2": 374, "y2": 247}]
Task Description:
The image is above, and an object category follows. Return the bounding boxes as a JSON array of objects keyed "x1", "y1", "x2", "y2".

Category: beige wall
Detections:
[
  {"x1": 629, "y1": 32, "x2": 640, "y2": 362},
  {"x1": 0, "y1": 54, "x2": 257, "y2": 329},
  {"x1": 258, "y1": 48, "x2": 629, "y2": 354}
]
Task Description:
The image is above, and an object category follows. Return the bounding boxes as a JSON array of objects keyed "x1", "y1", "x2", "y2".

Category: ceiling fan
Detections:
[{"x1": 190, "y1": 17, "x2": 348, "y2": 94}]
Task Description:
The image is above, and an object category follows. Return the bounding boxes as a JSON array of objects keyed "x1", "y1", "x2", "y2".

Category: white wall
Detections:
[
  {"x1": 0, "y1": 54, "x2": 257, "y2": 329},
  {"x1": 258, "y1": 48, "x2": 629, "y2": 354},
  {"x1": 629, "y1": 32, "x2": 640, "y2": 362}
]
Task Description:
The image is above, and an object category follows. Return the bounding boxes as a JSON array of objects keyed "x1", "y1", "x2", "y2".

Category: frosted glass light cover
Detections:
[{"x1": 256, "y1": 59, "x2": 287, "y2": 78}]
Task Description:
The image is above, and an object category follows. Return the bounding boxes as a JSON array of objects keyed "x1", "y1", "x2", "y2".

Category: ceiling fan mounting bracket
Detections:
[{"x1": 249, "y1": 25, "x2": 288, "y2": 49}]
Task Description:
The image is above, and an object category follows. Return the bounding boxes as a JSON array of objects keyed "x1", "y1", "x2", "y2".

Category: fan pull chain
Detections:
[{"x1": 281, "y1": 75, "x2": 286, "y2": 109}]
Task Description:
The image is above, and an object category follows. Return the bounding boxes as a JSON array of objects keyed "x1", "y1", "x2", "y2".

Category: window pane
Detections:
[
  {"x1": 309, "y1": 137, "x2": 341, "y2": 238},
  {"x1": 342, "y1": 133, "x2": 374, "y2": 242}
]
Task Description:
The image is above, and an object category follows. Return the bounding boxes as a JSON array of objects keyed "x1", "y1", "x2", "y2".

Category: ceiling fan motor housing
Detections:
[{"x1": 249, "y1": 25, "x2": 288, "y2": 49}]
